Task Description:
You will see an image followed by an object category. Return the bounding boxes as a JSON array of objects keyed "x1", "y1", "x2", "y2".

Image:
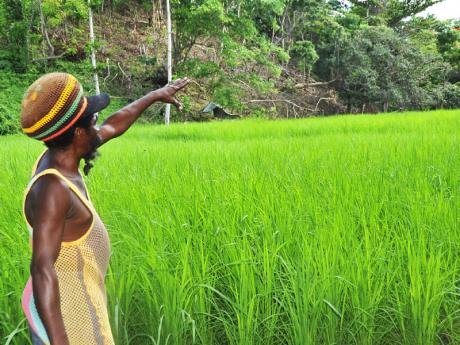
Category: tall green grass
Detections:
[{"x1": 1, "y1": 110, "x2": 459, "y2": 344}]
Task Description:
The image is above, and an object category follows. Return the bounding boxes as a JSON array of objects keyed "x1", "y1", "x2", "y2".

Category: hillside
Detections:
[{"x1": 90, "y1": 5, "x2": 345, "y2": 120}]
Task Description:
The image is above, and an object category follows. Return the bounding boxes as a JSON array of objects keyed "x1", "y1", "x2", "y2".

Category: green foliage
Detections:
[
  {"x1": 177, "y1": 58, "x2": 222, "y2": 79},
  {"x1": 0, "y1": 1, "x2": 6, "y2": 36},
  {"x1": 0, "y1": 72, "x2": 40, "y2": 135},
  {"x1": 441, "y1": 82, "x2": 460, "y2": 108},
  {"x1": 290, "y1": 40, "x2": 319, "y2": 76},
  {"x1": 349, "y1": 0, "x2": 443, "y2": 27},
  {"x1": 0, "y1": 0, "x2": 29, "y2": 72},
  {"x1": 243, "y1": 0, "x2": 288, "y2": 36},
  {"x1": 400, "y1": 17, "x2": 460, "y2": 73},
  {"x1": 436, "y1": 23, "x2": 460, "y2": 72},
  {"x1": 221, "y1": 35, "x2": 256, "y2": 68},
  {"x1": 245, "y1": 73, "x2": 276, "y2": 95},
  {"x1": 42, "y1": 0, "x2": 88, "y2": 27},
  {"x1": 338, "y1": 12, "x2": 364, "y2": 31},
  {"x1": 173, "y1": 0, "x2": 228, "y2": 63},
  {"x1": 212, "y1": 78, "x2": 244, "y2": 109},
  {"x1": 333, "y1": 25, "x2": 452, "y2": 111},
  {"x1": 0, "y1": 105, "x2": 19, "y2": 135}
]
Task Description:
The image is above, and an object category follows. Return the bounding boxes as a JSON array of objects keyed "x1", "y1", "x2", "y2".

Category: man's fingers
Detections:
[
  {"x1": 170, "y1": 77, "x2": 190, "y2": 90},
  {"x1": 173, "y1": 97, "x2": 183, "y2": 111}
]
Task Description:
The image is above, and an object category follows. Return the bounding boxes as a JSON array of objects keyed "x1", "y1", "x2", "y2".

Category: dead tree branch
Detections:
[
  {"x1": 294, "y1": 80, "x2": 336, "y2": 88},
  {"x1": 32, "y1": 53, "x2": 65, "y2": 62},
  {"x1": 314, "y1": 97, "x2": 333, "y2": 112}
]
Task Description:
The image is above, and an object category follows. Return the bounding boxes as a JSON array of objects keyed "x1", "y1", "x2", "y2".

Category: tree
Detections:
[
  {"x1": 334, "y1": 25, "x2": 450, "y2": 112},
  {"x1": 289, "y1": 40, "x2": 318, "y2": 80},
  {"x1": 172, "y1": 0, "x2": 228, "y2": 64},
  {"x1": 435, "y1": 21, "x2": 460, "y2": 80},
  {"x1": 399, "y1": 17, "x2": 460, "y2": 82},
  {"x1": 0, "y1": 0, "x2": 29, "y2": 72},
  {"x1": 384, "y1": 0, "x2": 443, "y2": 27},
  {"x1": 348, "y1": 0, "x2": 444, "y2": 27}
]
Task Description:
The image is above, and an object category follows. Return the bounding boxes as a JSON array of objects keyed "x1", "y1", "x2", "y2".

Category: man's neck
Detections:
[{"x1": 47, "y1": 146, "x2": 81, "y2": 177}]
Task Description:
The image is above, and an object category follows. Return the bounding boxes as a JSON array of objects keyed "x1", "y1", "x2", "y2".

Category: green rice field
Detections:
[{"x1": 1, "y1": 110, "x2": 459, "y2": 344}]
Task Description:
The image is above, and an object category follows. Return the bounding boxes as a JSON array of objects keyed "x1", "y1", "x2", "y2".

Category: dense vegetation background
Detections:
[{"x1": 0, "y1": 0, "x2": 459, "y2": 131}]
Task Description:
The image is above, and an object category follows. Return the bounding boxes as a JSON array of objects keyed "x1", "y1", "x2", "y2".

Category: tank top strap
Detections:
[
  {"x1": 30, "y1": 149, "x2": 48, "y2": 177},
  {"x1": 29, "y1": 149, "x2": 93, "y2": 202},
  {"x1": 23, "y1": 169, "x2": 95, "y2": 227}
]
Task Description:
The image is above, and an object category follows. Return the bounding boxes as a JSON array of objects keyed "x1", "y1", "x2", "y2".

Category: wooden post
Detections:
[
  {"x1": 165, "y1": 0, "x2": 172, "y2": 125},
  {"x1": 88, "y1": 0, "x2": 100, "y2": 96}
]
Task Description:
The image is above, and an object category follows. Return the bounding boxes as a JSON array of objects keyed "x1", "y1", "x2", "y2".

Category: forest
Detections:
[{"x1": 0, "y1": 0, "x2": 459, "y2": 130}]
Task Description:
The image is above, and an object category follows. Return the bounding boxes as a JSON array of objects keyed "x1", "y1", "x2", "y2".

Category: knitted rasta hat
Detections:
[{"x1": 21, "y1": 72, "x2": 110, "y2": 142}]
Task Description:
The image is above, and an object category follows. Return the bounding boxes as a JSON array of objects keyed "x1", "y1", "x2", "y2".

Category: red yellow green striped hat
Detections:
[{"x1": 20, "y1": 72, "x2": 109, "y2": 142}]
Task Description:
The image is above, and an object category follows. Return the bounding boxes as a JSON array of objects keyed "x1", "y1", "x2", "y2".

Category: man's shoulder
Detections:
[{"x1": 29, "y1": 172, "x2": 70, "y2": 202}]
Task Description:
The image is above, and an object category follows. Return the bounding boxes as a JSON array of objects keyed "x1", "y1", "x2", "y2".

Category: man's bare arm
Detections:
[
  {"x1": 29, "y1": 175, "x2": 71, "y2": 345},
  {"x1": 97, "y1": 78, "x2": 189, "y2": 145}
]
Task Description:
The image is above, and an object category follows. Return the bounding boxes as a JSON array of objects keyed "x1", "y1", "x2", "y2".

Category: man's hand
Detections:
[{"x1": 156, "y1": 77, "x2": 190, "y2": 111}]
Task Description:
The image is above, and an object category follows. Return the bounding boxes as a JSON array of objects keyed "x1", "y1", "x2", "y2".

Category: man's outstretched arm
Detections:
[{"x1": 97, "y1": 78, "x2": 189, "y2": 145}]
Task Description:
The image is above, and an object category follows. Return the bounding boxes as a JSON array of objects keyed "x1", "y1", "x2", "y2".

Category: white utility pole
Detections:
[
  {"x1": 88, "y1": 0, "x2": 100, "y2": 95},
  {"x1": 165, "y1": 0, "x2": 172, "y2": 125}
]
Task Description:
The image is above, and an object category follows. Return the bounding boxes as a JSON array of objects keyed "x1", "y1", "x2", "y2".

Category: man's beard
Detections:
[
  {"x1": 83, "y1": 135, "x2": 102, "y2": 176},
  {"x1": 83, "y1": 149, "x2": 99, "y2": 176}
]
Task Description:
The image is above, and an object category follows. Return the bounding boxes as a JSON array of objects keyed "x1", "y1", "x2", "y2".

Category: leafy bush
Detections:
[
  {"x1": 177, "y1": 58, "x2": 222, "y2": 79},
  {"x1": 334, "y1": 25, "x2": 452, "y2": 112},
  {"x1": 442, "y1": 82, "x2": 460, "y2": 109},
  {"x1": 213, "y1": 81, "x2": 243, "y2": 110},
  {"x1": 0, "y1": 72, "x2": 40, "y2": 136},
  {"x1": 42, "y1": 0, "x2": 88, "y2": 27},
  {"x1": 0, "y1": 105, "x2": 19, "y2": 135},
  {"x1": 290, "y1": 40, "x2": 319, "y2": 77}
]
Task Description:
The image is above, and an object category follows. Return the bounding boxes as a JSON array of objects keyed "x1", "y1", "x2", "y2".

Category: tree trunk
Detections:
[
  {"x1": 383, "y1": 101, "x2": 388, "y2": 112},
  {"x1": 165, "y1": 0, "x2": 172, "y2": 125},
  {"x1": 158, "y1": 0, "x2": 163, "y2": 21},
  {"x1": 38, "y1": 0, "x2": 54, "y2": 57},
  {"x1": 88, "y1": 0, "x2": 100, "y2": 96}
]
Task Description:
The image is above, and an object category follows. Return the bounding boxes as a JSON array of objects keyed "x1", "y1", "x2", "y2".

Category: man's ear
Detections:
[{"x1": 74, "y1": 127, "x2": 85, "y2": 140}]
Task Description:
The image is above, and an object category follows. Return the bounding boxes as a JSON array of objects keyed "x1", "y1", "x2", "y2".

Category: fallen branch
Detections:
[
  {"x1": 236, "y1": 79, "x2": 256, "y2": 93},
  {"x1": 294, "y1": 80, "x2": 336, "y2": 88},
  {"x1": 243, "y1": 99, "x2": 308, "y2": 110},
  {"x1": 32, "y1": 53, "x2": 65, "y2": 63},
  {"x1": 314, "y1": 97, "x2": 334, "y2": 112},
  {"x1": 117, "y1": 62, "x2": 129, "y2": 80}
]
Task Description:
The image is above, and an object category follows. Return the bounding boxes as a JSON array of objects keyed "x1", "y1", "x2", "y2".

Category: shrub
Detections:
[
  {"x1": 0, "y1": 105, "x2": 19, "y2": 135},
  {"x1": 442, "y1": 82, "x2": 460, "y2": 109}
]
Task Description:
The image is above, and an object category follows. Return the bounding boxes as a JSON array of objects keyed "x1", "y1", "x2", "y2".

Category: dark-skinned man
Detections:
[{"x1": 20, "y1": 72, "x2": 189, "y2": 345}]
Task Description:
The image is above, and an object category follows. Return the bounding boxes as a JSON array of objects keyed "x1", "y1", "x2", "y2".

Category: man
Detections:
[{"x1": 20, "y1": 72, "x2": 189, "y2": 345}]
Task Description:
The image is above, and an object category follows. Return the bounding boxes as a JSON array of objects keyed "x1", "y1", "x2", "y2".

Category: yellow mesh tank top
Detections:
[{"x1": 22, "y1": 152, "x2": 114, "y2": 345}]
